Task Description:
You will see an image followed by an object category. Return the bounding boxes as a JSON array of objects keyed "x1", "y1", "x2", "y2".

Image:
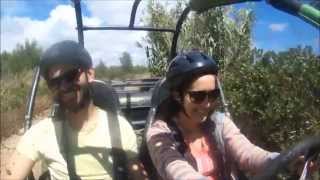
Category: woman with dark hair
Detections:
[{"x1": 146, "y1": 51, "x2": 279, "y2": 180}]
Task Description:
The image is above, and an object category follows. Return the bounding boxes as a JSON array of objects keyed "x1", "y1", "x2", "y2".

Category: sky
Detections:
[
  {"x1": 247, "y1": 1, "x2": 319, "y2": 53},
  {"x1": 1, "y1": 0, "x2": 319, "y2": 67}
]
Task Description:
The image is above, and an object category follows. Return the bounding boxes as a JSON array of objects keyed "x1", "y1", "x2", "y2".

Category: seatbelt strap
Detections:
[
  {"x1": 107, "y1": 111, "x2": 128, "y2": 180},
  {"x1": 90, "y1": 80, "x2": 128, "y2": 179},
  {"x1": 62, "y1": 119, "x2": 80, "y2": 180},
  {"x1": 57, "y1": 109, "x2": 128, "y2": 180},
  {"x1": 52, "y1": 104, "x2": 79, "y2": 180}
]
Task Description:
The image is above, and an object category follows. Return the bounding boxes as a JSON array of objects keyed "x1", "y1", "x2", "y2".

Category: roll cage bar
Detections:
[{"x1": 73, "y1": 0, "x2": 189, "y2": 60}]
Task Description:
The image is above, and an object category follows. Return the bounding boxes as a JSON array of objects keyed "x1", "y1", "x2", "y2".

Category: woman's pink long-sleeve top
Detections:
[{"x1": 146, "y1": 113, "x2": 279, "y2": 180}]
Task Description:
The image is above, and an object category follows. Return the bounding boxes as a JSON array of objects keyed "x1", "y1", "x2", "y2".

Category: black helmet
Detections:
[
  {"x1": 166, "y1": 51, "x2": 218, "y2": 90},
  {"x1": 39, "y1": 40, "x2": 92, "y2": 78}
]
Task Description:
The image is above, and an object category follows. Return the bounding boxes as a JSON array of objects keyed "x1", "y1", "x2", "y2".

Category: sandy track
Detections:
[
  {"x1": 1, "y1": 120, "x2": 44, "y2": 179},
  {"x1": 1, "y1": 134, "x2": 21, "y2": 179}
]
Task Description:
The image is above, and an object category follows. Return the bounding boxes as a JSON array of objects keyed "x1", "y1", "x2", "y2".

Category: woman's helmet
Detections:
[
  {"x1": 39, "y1": 40, "x2": 92, "y2": 79},
  {"x1": 166, "y1": 51, "x2": 219, "y2": 90}
]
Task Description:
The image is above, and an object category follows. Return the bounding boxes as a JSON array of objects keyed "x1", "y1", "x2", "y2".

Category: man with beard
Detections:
[{"x1": 5, "y1": 40, "x2": 146, "y2": 180}]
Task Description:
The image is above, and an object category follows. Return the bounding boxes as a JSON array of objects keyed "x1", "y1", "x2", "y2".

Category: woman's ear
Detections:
[
  {"x1": 86, "y1": 68, "x2": 95, "y2": 82},
  {"x1": 172, "y1": 91, "x2": 181, "y2": 102}
]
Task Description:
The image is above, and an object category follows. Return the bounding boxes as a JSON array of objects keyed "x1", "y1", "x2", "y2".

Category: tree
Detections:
[
  {"x1": 224, "y1": 46, "x2": 320, "y2": 150},
  {"x1": 119, "y1": 51, "x2": 133, "y2": 72},
  {"x1": 1, "y1": 39, "x2": 42, "y2": 77},
  {"x1": 141, "y1": 0, "x2": 253, "y2": 76},
  {"x1": 95, "y1": 60, "x2": 108, "y2": 79},
  {"x1": 0, "y1": 51, "x2": 10, "y2": 77},
  {"x1": 142, "y1": 0, "x2": 184, "y2": 76},
  {"x1": 1, "y1": 40, "x2": 43, "y2": 138}
]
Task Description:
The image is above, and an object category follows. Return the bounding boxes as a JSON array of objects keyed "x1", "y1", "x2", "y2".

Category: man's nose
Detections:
[{"x1": 57, "y1": 79, "x2": 73, "y2": 91}]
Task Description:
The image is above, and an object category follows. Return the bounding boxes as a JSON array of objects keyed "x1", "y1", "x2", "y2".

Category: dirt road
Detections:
[
  {"x1": 1, "y1": 133, "x2": 22, "y2": 179},
  {"x1": 1, "y1": 120, "x2": 43, "y2": 179}
]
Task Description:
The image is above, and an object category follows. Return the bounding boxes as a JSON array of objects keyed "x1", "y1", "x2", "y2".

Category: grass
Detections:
[{"x1": 0, "y1": 71, "x2": 52, "y2": 141}]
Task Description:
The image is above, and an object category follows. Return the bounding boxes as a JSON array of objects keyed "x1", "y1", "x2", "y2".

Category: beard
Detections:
[{"x1": 55, "y1": 84, "x2": 91, "y2": 113}]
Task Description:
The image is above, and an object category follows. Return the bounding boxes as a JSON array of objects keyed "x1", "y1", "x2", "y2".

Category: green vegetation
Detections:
[
  {"x1": 95, "y1": 51, "x2": 149, "y2": 81},
  {"x1": 1, "y1": 40, "x2": 42, "y2": 111},
  {"x1": 0, "y1": 40, "x2": 50, "y2": 139},
  {"x1": 1, "y1": 40, "x2": 42, "y2": 77},
  {"x1": 143, "y1": 1, "x2": 253, "y2": 76},
  {"x1": 225, "y1": 46, "x2": 320, "y2": 150},
  {"x1": 142, "y1": 0, "x2": 319, "y2": 151},
  {"x1": 95, "y1": 63, "x2": 149, "y2": 81},
  {"x1": 119, "y1": 51, "x2": 134, "y2": 72}
]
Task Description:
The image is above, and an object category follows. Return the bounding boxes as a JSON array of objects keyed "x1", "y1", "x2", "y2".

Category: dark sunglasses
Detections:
[
  {"x1": 47, "y1": 69, "x2": 81, "y2": 89},
  {"x1": 187, "y1": 89, "x2": 220, "y2": 104}
]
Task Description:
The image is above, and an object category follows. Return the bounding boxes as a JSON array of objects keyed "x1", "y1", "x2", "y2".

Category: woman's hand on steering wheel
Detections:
[{"x1": 252, "y1": 136, "x2": 320, "y2": 180}]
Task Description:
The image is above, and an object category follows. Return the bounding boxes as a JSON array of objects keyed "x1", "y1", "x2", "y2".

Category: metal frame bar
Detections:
[
  {"x1": 170, "y1": 6, "x2": 191, "y2": 59},
  {"x1": 24, "y1": 67, "x2": 40, "y2": 132},
  {"x1": 129, "y1": 0, "x2": 142, "y2": 28},
  {"x1": 82, "y1": 26, "x2": 176, "y2": 33},
  {"x1": 72, "y1": 0, "x2": 177, "y2": 48},
  {"x1": 191, "y1": 0, "x2": 260, "y2": 13},
  {"x1": 73, "y1": 0, "x2": 84, "y2": 47}
]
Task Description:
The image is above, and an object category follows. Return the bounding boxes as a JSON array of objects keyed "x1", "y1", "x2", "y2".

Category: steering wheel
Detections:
[{"x1": 252, "y1": 136, "x2": 320, "y2": 180}]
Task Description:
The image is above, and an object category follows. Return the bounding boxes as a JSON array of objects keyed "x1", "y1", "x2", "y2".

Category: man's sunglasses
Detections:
[
  {"x1": 47, "y1": 69, "x2": 81, "y2": 89},
  {"x1": 187, "y1": 89, "x2": 220, "y2": 104}
]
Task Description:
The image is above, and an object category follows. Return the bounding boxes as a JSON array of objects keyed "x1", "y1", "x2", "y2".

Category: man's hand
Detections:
[
  {"x1": 128, "y1": 159, "x2": 149, "y2": 180},
  {"x1": 290, "y1": 155, "x2": 319, "y2": 177}
]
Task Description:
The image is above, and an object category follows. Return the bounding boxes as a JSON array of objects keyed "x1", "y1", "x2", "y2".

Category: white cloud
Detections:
[
  {"x1": 1, "y1": 1, "x2": 149, "y2": 66},
  {"x1": 1, "y1": 5, "x2": 79, "y2": 55},
  {"x1": 84, "y1": 1, "x2": 133, "y2": 25},
  {"x1": 268, "y1": 23, "x2": 288, "y2": 32}
]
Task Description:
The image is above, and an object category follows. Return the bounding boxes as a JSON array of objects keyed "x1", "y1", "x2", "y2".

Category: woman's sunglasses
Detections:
[
  {"x1": 187, "y1": 89, "x2": 220, "y2": 104},
  {"x1": 47, "y1": 68, "x2": 81, "y2": 89}
]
